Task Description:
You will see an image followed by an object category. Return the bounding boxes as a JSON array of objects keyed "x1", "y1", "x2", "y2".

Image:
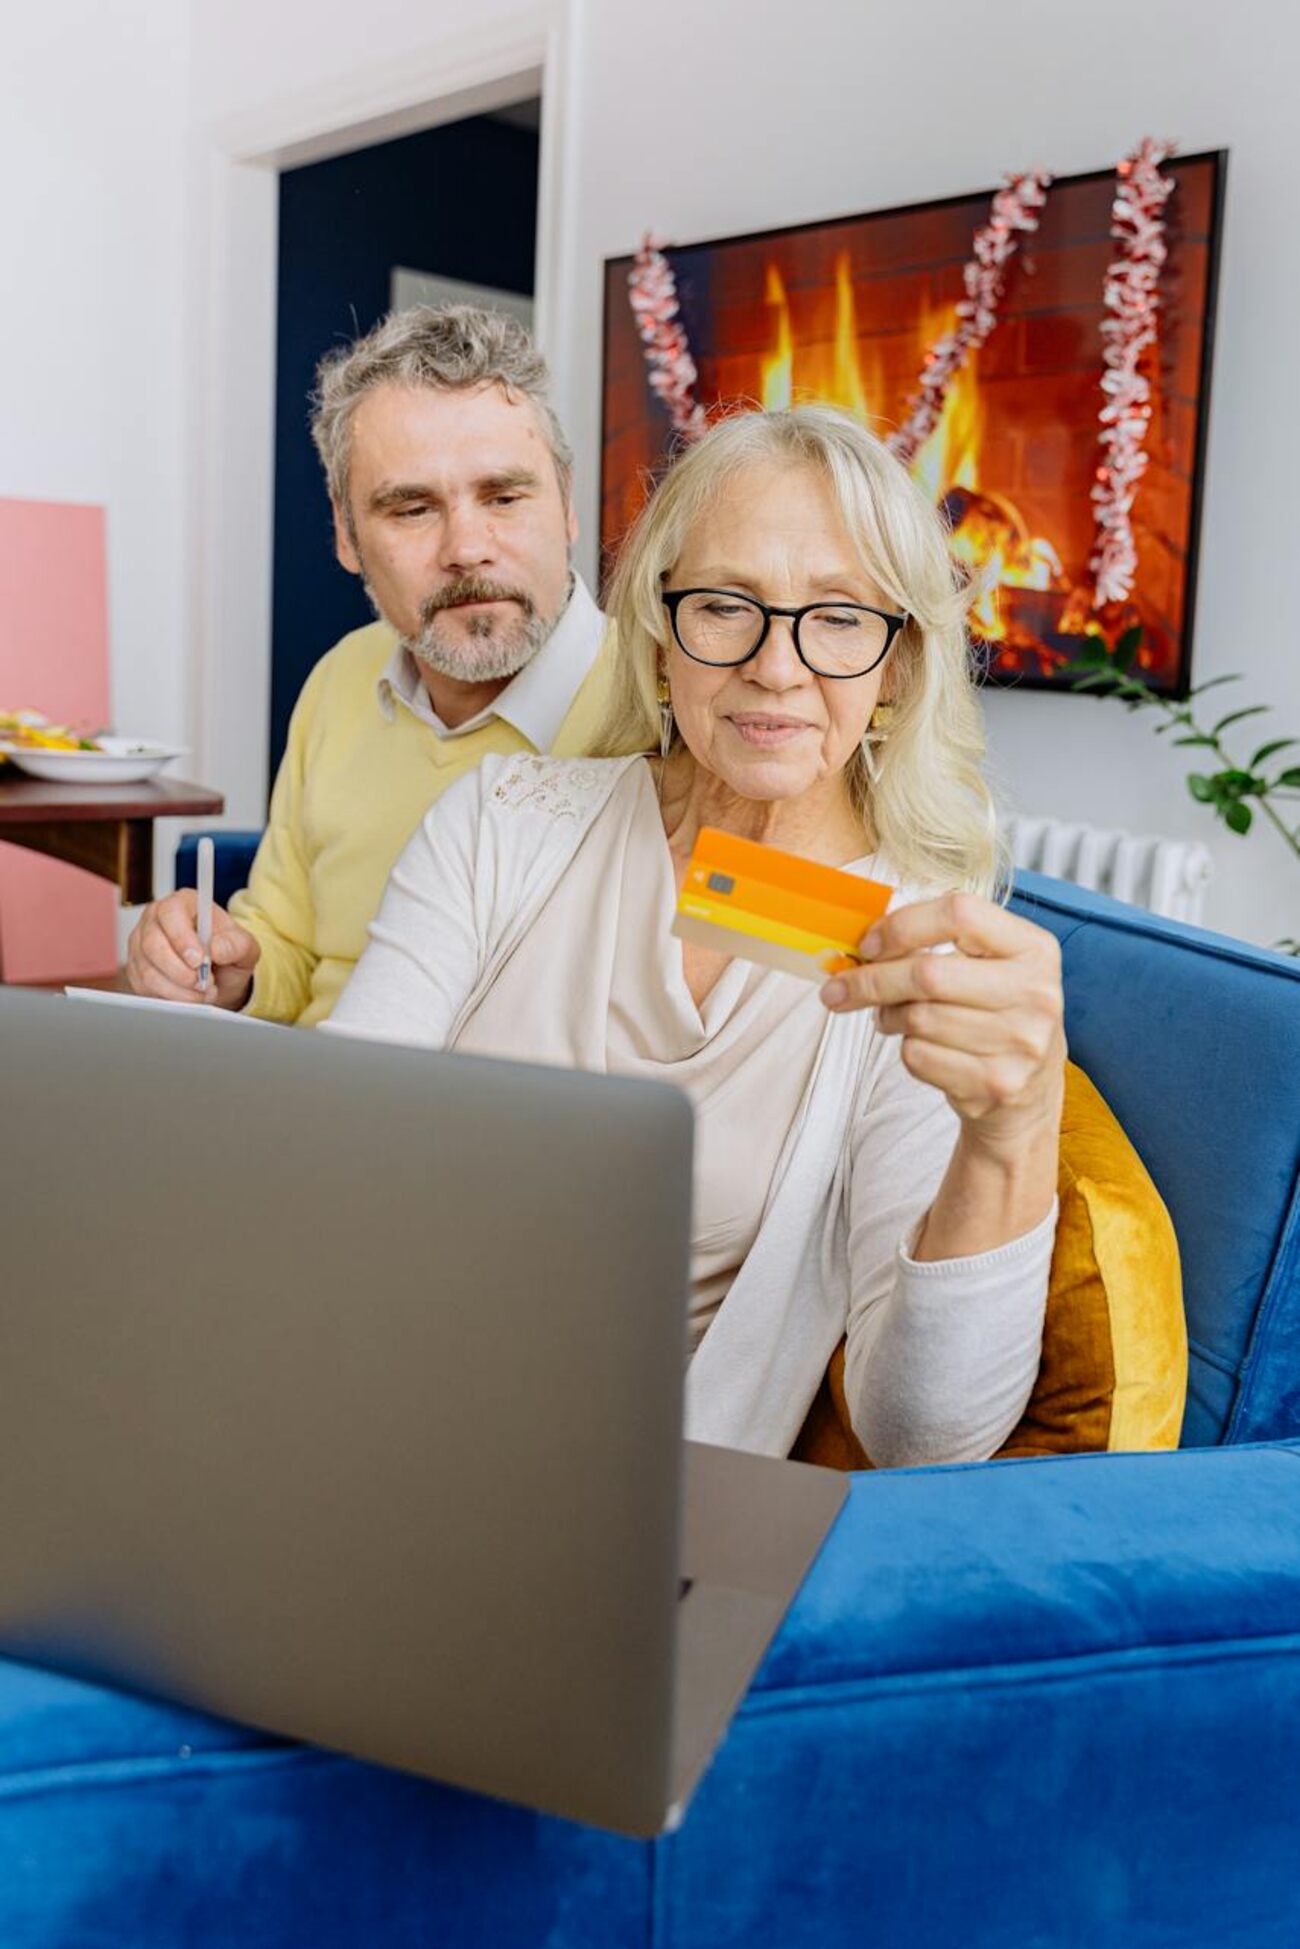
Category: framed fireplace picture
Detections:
[{"x1": 601, "y1": 151, "x2": 1226, "y2": 696}]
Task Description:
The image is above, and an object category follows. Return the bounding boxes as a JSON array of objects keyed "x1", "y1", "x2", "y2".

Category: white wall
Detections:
[
  {"x1": 1, "y1": 0, "x2": 189, "y2": 749},
  {"x1": 190, "y1": 0, "x2": 534, "y2": 125},
  {"x1": 28, "y1": 0, "x2": 1289, "y2": 946},
  {"x1": 0, "y1": 0, "x2": 190, "y2": 945}
]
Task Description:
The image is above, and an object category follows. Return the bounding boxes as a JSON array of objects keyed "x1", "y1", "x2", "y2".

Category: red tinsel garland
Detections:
[
  {"x1": 887, "y1": 170, "x2": 1052, "y2": 466},
  {"x1": 627, "y1": 235, "x2": 707, "y2": 442},
  {"x1": 1090, "y1": 138, "x2": 1177, "y2": 608}
]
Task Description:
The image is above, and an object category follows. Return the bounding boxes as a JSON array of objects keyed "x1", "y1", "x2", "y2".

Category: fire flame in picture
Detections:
[{"x1": 758, "y1": 253, "x2": 1073, "y2": 662}]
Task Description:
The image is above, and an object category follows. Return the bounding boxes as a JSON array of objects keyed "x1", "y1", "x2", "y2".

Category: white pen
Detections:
[{"x1": 196, "y1": 836, "x2": 215, "y2": 995}]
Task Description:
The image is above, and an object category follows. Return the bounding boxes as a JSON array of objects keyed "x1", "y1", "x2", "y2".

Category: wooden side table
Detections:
[{"x1": 0, "y1": 772, "x2": 225, "y2": 979}]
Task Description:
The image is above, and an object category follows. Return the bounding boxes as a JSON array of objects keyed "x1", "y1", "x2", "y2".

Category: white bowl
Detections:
[{"x1": 0, "y1": 737, "x2": 187, "y2": 785}]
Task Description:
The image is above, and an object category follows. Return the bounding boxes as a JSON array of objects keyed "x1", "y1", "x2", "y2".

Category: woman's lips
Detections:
[{"x1": 727, "y1": 714, "x2": 814, "y2": 748}]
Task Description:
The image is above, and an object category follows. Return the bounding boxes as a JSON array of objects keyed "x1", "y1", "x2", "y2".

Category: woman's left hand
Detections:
[{"x1": 820, "y1": 892, "x2": 1066, "y2": 1152}]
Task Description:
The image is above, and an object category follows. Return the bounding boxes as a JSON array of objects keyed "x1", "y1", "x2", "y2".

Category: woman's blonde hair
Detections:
[{"x1": 591, "y1": 405, "x2": 1006, "y2": 898}]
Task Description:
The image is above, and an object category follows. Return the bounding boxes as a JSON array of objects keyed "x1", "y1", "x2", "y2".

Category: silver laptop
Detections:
[{"x1": 0, "y1": 987, "x2": 845, "y2": 1836}]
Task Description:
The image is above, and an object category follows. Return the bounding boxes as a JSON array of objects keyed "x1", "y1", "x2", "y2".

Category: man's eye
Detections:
[
  {"x1": 490, "y1": 493, "x2": 522, "y2": 508},
  {"x1": 393, "y1": 505, "x2": 428, "y2": 520}
]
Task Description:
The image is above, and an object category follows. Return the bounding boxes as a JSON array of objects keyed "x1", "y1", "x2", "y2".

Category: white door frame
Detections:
[{"x1": 188, "y1": 5, "x2": 576, "y2": 827}]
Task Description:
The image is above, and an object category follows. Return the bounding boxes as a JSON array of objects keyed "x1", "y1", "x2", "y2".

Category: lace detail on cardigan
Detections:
[{"x1": 489, "y1": 754, "x2": 624, "y2": 821}]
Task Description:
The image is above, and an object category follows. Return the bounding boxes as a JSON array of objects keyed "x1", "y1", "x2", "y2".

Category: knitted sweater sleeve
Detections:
[
  {"x1": 841, "y1": 1041, "x2": 1055, "y2": 1468},
  {"x1": 228, "y1": 661, "x2": 323, "y2": 1024}
]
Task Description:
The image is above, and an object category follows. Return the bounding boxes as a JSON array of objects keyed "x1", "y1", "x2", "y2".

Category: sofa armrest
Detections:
[
  {"x1": 759, "y1": 1442, "x2": 1300, "y2": 1690},
  {"x1": 659, "y1": 1444, "x2": 1300, "y2": 1948}
]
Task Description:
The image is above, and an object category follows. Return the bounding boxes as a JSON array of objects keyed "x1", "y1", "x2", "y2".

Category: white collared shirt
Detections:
[{"x1": 375, "y1": 573, "x2": 606, "y2": 747}]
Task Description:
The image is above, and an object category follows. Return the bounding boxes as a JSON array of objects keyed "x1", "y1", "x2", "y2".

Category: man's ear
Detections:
[
  {"x1": 332, "y1": 499, "x2": 361, "y2": 575},
  {"x1": 564, "y1": 492, "x2": 579, "y2": 551}
]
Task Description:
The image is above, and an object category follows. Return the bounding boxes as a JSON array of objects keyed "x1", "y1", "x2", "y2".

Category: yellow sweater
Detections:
[{"x1": 229, "y1": 617, "x2": 617, "y2": 1026}]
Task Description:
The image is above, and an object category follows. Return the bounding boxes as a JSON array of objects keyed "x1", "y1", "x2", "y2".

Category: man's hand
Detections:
[{"x1": 126, "y1": 889, "x2": 260, "y2": 1010}]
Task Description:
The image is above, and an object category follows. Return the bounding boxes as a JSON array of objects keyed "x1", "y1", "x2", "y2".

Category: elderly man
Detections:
[{"x1": 126, "y1": 306, "x2": 613, "y2": 1025}]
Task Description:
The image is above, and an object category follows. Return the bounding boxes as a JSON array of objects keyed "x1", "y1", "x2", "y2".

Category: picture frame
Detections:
[{"x1": 601, "y1": 152, "x2": 1226, "y2": 696}]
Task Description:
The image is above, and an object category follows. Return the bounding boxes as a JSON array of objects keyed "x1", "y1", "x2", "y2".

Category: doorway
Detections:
[{"x1": 268, "y1": 101, "x2": 541, "y2": 778}]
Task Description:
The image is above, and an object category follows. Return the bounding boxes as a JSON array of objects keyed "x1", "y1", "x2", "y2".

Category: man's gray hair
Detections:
[{"x1": 310, "y1": 304, "x2": 574, "y2": 515}]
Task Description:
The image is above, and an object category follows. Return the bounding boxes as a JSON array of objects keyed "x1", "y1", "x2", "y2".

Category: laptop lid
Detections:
[{"x1": 0, "y1": 989, "x2": 695, "y2": 1834}]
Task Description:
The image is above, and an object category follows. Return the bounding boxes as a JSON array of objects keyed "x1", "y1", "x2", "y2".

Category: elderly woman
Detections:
[{"x1": 325, "y1": 406, "x2": 1066, "y2": 1466}]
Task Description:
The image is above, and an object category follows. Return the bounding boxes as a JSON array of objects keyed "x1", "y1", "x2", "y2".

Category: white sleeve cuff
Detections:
[{"x1": 897, "y1": 1196, "x2": 1059, "y2": 1278}]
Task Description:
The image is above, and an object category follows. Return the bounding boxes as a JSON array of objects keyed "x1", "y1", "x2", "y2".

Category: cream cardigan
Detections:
[{"x1": 325, "y1": 753, "x2": 1054, "y2": 1463}]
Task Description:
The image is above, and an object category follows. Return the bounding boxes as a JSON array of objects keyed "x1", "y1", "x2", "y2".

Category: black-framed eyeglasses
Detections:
[{"x1": 662, "y1": 589, "x2": 906, "y2": 679}]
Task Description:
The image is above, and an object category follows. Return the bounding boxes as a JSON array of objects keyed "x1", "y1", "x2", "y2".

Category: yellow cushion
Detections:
[{"x1": 792, "y1": 1061, "x2": 1187, "y2": 1469}]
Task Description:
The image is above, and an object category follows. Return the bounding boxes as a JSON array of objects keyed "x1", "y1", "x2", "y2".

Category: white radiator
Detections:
[{"x1": 1006, "y1": 816, "x2": 1214, "y2": 925}]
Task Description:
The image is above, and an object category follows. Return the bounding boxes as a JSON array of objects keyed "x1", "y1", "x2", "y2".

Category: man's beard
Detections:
[{"x1": 373, "y1": 572, "x2": 562, "y2": 684}]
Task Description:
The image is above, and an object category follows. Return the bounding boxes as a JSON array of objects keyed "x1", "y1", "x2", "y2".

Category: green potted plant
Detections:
[{"x1": 1070, "y1": 627, "x2": 1300, "y2": 954}]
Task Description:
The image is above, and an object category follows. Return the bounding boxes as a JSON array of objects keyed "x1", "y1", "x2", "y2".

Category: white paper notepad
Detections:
[{"x1": 63, "y1": 988, "x2": 280, "y2": 1028}]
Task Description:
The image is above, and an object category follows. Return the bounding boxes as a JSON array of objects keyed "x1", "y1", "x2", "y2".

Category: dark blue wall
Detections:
[{"x1": 270, "y1": 115, "x2": 539, "y2": 785}]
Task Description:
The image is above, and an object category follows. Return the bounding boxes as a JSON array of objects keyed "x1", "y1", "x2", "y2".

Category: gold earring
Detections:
[
  {"x1": 656, "y1": 671, "x2": 674, "y2": 764},
  {"x1": 862, "y1": 701, "x2": 893, "y2": 786}
]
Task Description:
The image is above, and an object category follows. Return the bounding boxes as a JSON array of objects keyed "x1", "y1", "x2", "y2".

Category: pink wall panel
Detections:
[{"x1": 0, "y1": 497, "x2": 117, "y2": 981}]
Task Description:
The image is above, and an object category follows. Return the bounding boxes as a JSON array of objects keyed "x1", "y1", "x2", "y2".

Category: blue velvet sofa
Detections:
[{"x1": 3, "y1": 870, "x2": 1297, "y2": 1948}]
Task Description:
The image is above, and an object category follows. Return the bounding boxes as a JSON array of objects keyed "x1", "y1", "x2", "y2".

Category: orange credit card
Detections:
[{"x1": 673, "y1": 827, "x2": 894, "y2": 981}]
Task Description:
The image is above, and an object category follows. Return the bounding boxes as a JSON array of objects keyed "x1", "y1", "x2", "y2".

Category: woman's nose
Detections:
[{"x1": 749, "y1": 613, "x2": 809, "y2": 685}]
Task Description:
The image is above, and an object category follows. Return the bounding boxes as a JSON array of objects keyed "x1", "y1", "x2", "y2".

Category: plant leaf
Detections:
[
  {"x1": 1212, "y1": 705, "x2": 1271, "y2": 736},
  {"x1": 1070, "y1": 671, "x2": 1115, "y2": 692},
  {"x1": 1276, "y1": 767, "x2": 1300, "y2": 788},
  {"x1": 1173, "y1": 734, "x2": 1219, "y2": 747},
  {"x1": 1189, "y1": 674, "x2": 1242, "y2": 697},
  {"x1": 1115, "y1": 624, "x2": 1144, "y2": 669},
  {"x1": 1224, "y1": 800, "x2": 1253, "y2": 835},
  {"x1": 1251, "y1": 738, "x2": 1298, "y2": 767},
  {"x1": 1214, "y1": 769, "x2": 1256, "y2": 797},
  {"x1": 1187, "y1": 773, "x2": 1215, "y2": 803}
]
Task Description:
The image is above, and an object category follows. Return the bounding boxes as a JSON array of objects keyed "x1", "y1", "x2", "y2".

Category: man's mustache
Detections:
[{"x1": 419, "y1": 577, "x2": 535, "y2": 627}]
